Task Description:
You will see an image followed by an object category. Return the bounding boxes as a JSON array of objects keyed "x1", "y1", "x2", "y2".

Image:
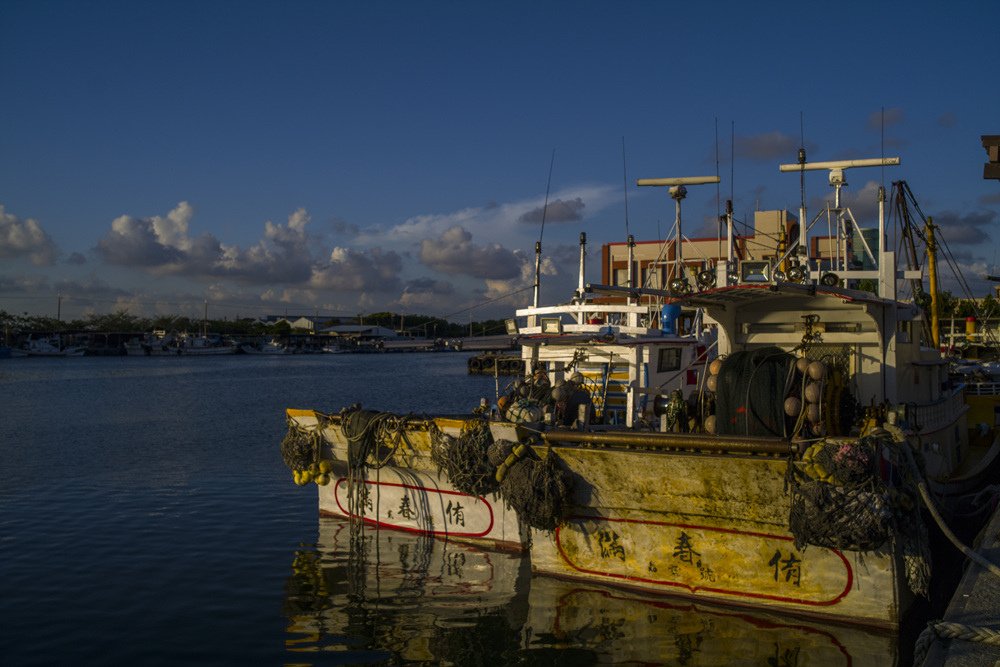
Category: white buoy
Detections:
[
  {"x1": 807, "y1": 361, "x2": 827, "y2": 381},
  {"x1": 784, "y1": 396, "x2": 802, "y2": 417},
  {"x1": 704, "y1": 414, "x2": 717, "y2": 434}
]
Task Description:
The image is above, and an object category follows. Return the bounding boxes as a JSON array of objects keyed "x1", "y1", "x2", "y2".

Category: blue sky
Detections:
[{"x1": 2, "y1": 0, "x2": 999, "y2": 322}]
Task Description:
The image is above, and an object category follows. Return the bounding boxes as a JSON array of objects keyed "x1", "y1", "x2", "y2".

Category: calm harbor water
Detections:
[{"x1": 1, "y1": 354, "x2": 913, "y2": 665}]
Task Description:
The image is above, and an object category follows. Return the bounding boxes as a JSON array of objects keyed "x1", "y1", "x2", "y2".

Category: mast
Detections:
[
  {"x1": 626, "y1": 234, "x2": 635, "y2": 306},
  {"x1": 778, "y1": 156, "x2": 899, "y2": 291},
  {"x1": 926, "y1": 217, "x2": 940, "y2": 349},
  {"x1": 532, "y1": 241, "x2": 542, "y2": 308},
  {"x1": 636, "y1": 175, "x2": 721, "y2": 291}
]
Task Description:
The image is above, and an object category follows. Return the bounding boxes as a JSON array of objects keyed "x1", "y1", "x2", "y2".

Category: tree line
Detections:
[{"x1": 0, "y1": 308, "x2": 514, "y2": 338}]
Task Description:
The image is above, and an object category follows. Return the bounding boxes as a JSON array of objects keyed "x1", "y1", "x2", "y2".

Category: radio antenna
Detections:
[
  {"x1": 715, "y1": 118, "x2": 722, "y2": 259},
  {"x1": 621, "y1": 137, "x2": 630, "y2": 238},
  {"x1": 539, "y1": 149, "x2": 555, "y2": 245},
  {"x1": 533, "y1": 149, "x2": 555, "y2": 309}
]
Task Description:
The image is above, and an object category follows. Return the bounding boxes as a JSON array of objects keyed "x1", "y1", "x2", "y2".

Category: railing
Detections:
[
  {"x1": 964, "y1": 382, "x2": 1000, "y2": 396},
  {"x1": 907, "y1": 388, "x2": 968, "y2": 431}
]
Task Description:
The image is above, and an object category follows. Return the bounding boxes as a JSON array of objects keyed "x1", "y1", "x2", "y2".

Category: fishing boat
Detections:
[
  {"x1": 23, "y1": 336, "x2": 86, "y2": 357},
  {"x1": 125, "y1": 330, "x2": 177, "y2": 356},
  {"x1": 241, "y1": 338, "x2": 290, "y2": 355},
  {"x1": 282, "y1": 153, "x2": 997, "y2": 629}
]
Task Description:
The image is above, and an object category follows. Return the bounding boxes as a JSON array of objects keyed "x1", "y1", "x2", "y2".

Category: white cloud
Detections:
[
  {"x1": 0, "y1": 205, "x2": 59, "y2": 265},
  {"x1": 419, "y1": 226, "x2": 522, "y2": 279}
]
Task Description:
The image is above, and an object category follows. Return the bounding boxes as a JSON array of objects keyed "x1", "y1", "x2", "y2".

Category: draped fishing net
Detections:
[
  {"x1": 281, "y1": 418, "x2": 320, "y2": 471},
  {"x1": 498, "y1": 446, "x2": 572, "y2": 532},
  {"x1": 787, "y1": 431, "x2": 930, "y2": 595},
  {"x1": 789, "y1": 435, "x2": 892, "y2": 551},
  {"x1": 430, "y1": 419, "x2": 500, "y2": 496}
]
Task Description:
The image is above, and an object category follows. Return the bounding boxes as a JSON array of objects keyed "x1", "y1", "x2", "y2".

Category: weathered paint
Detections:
[
  {"x1": 330, "y1": 474, "x2": 496, "y2": 538},
  {"x1": 529, "y1": 444, "x2": 902, "y2": 627}
]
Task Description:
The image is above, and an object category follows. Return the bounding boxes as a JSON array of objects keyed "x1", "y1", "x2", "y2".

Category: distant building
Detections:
[
  {"x1": 319, "y1": 323, "x2": 402, "y2": 342},
  {"x1": 260, "y1": 314, "x2": 359, "y2": 330},
  {"x1": 601, "y1": 210, "x2": 798, "y2": 289}
]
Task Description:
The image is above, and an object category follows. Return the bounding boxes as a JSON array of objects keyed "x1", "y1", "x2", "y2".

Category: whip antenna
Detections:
[
  {"x1": 715, "y1": 118, "x2": 722, "y2": 258},
  {"x1": 539, "y1": 148, "x2": 555, "y2": 245},
  {"x1": 533, "y1": 149, "x2": 556, "y2": 309},
  {"x1": 621, "y1": 137, "x2": 630, "y2": 239}
]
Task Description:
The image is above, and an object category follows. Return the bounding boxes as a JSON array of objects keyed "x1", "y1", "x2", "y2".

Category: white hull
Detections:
[{"x1": 318, "y1": 465, "x2": 523, "y2": 549}]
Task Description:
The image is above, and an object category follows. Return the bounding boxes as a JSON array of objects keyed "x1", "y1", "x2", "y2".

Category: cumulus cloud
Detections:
[
  {"x1": 96, "y1": 203, "x2": 322, "y2": 285},
  {"x1": 66, "y1": 252, "x2": 88, "y2": 265},
  {"x1": 419, "y1": 226, "x2": 523, "y2": 279},
  {"x1": 979, "y1": 192, "x2": 1000, "y2": 206},
  {"x1": 96, "y1": 202, "x2": 219, "y2": 270},
  {"x1": 481, "y1": 251, "x2": 557, "y2": 307},
  {"x1": 518, "y1": 197, "x2": 586, "y2": 224},
  {"x1": 734, "y1": 131, "x2": 799, "y2": 162},
  {"x1": 214, "y1": 208, "x2": 314, "y2": 284},
  {"x1": 309, "y1": 246, "x2": 402, "y2": 292},
  {"x1": 0, "y1": 205, "x2": 58, "y2": 265},
  {"x1": 934, "y1": 210, "x2": 998, "y2": 245}
]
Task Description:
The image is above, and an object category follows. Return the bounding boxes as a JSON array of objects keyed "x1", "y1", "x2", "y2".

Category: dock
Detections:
[
  {"x1": 916, "y1": 504, "x2": 1000, "y2": 665},
  {"x1": 379, "y1": 335, "x2": 517, "y2": 352}
]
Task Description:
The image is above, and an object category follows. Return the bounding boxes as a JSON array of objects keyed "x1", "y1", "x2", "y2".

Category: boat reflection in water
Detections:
[
  {"x1": 283, "y1": 517, "x2": 897, "y2": 665},
  {"x1": 283, "y1": 517, "x2": 530, "y2": 664}
]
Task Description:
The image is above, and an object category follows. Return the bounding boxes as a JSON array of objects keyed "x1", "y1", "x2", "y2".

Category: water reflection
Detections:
[
  {"x1": 284, "y1": 518, "x2": 529, "y2": 664},
  {"x1": 284, "y1": 518, "x2": 897, "y2": 665}
]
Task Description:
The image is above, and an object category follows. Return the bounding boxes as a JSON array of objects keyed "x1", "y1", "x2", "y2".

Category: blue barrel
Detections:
[{"x1": 661, "y1": 304, "x2": 681, "y2": 334}]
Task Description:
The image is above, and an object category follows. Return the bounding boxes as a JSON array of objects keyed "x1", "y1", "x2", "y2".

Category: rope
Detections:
[
  {"x1": 913, "y1": 620, "x2": 1000, "y2": 666},
  {"x1": 901, "y1": 444, "x2": 1000, "y2": 578}
]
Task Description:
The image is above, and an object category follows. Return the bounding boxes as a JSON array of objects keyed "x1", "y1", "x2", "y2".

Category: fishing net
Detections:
[
  {"x1": 280, "y1": 418, "x2": 320, "y2": 471},
  {"x1": 715, "y1": 347, "x2": 794, "y2": 436},
  {"x1": 429, "y1": 419, "x2": 500, "y2": 496},
  {"x1": 788, "y1": 435, "x2": 892, "y2": 551},
  {"x1": 499, "y1": 446, "x2": 572, "y2": 532}
]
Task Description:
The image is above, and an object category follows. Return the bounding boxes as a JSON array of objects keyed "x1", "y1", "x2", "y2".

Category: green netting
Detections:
[{"x1": 715, "y1": 347, "x2": 794, "y2": 436}]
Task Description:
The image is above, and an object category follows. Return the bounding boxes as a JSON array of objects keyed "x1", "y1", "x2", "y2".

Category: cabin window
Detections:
[
  {"x1": 613, "y1": 268, "x2": 629, "y2": 287},
  {"x1": 657, "y1": 347, "x2": 682, "y2": 372}
]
